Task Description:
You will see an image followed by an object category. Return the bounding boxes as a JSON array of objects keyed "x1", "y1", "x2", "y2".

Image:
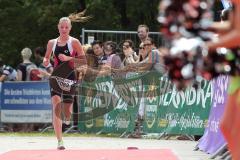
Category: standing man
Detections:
[
  {"x1": 131, "y1": 24, "x2": 150, "y2": 137},
  {"x1": 137, "y1": 24, "x2": 149, "y2": 43}
]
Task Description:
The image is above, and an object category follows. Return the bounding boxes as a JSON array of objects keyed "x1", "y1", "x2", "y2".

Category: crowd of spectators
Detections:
[{"x1": 0, "y1": 24, "x2": 164, "y2": 133}]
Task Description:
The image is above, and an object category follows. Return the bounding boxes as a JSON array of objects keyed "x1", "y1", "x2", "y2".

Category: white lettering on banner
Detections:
[
  {"x1": 35, "y1": 98, "x2": 43, "y2": 104},
  {"x1": 85, "y1": 80, "x2": 121, "y2": 109},
  {"x1": 197, "y1": 82, "x2": 212, "y2": 108},
  {"x1": 159, "y1": 80, "x2": 212, "y2": 108},
  {"x1": 29, "y1": 99, "x2": 35, "y2": 104},
  {"x1": 1, "y1": 110, "x2": 52, "y2": 123},
  {"x1": 5, "y1": 98, "x2": 29, "y2": 104},
  {"x1": 172, "y1": 91, "x2": 181, "y2": 108},
  {"x1": 104, "y1": 116, "x2": 115, "y2": 128},
  {"x1": 115, "y1": 98, "x2": 128, "y2": 110},
  {"x1": 179, "y1": 113, "x2": 203, "y2": 130},
  {"x1": 104, "y1": 113, "x2": 130, "y2": 130},
  {"x1": 8, "y1": 89, "x2": 23, "y2": 95},
  {"x1": 41, "y1": 89, "x2": 50, "y2": 95},
  {"x1": 187, "y1": 87, "x2": 197, "y2": 106},
  {"x1": 23, "y1": 89, "x2": 41, "y2": 95},
  {"x1": 164, "y1": 113, "x2": 204, "y2": 129},
  {"x1": 4, "y1": 97, "x2": 51, "y2": 105},
  {"x1": 43, "y1": 98, "x2": 51, "y2": 104},
  {"x1": 4, "y1": 99, "x2": 9, "y2": 104},
  {"x1": 165, "y1": 113, "x2": 179, "y2": 128},
  {"x1": 3, "y1": 89, "x2": 50, "y2": 96},
  {"x1": 90, "y1": 95, "x2": 100, "y2": 108},
  {"x1": 212, "y1": 75, "x2": 229, "y2": 107},
  {"x1": 90, "y1": 81, "x2": 114, "y2": 108},
  {"x1": 146, "y1": 105, "x2": 157, "y2": 112},
  {"x1": 4, "y1": 89, "x2": 11, "y2": 95},
  {"x1": 97, "y1": 81, "x2": 114, "y2": 93},
  {"x1": 116, "y1": 117, "x2": 130, "y2": 129},
  {"x1": 208, "y1": 118, "x2": 220, "y2": 133},
  {"x1": 162, "y1": 91, "x2": 173, "y2": 106},
  {"x1": 115, "y1": 79, "x2": 142, "y2": 107}
]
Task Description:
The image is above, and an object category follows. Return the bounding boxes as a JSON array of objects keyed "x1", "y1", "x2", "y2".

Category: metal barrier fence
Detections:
[{"x1": 81, "y1": 28, "x2": 165, "y2": 48}]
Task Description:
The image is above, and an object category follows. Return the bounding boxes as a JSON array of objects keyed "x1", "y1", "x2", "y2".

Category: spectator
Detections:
[
  {"x1": 0, "y1": 58, "x2": 17, "y2": 82},
  {"x1": 137, "y1": 24, "x2": 149, "y2": 43},
  {"x1": 15, "y1": 47, "x2": 38, "y2": 132},
  {"x1": 122, "y1": 39, "x2": 139, "y2": 66},
  {"x1": 16, "y1": 47, "x2": 38, "y2": 81},
  {"x1": 102, "y1": 41, "x2": 122, "y2": 78},
  {"x1": 131, "y1": 38, "x2": 166, "y2": 138},
  {"x1": 139, "y1": 42, "x2": 149, "y2": 63},
  {"x1": 91, "y1": 40, "x2": 107, "y2": 66},
  {"x1": 78, "y1": 41, "x2": 123, "y2": 79},
  {"x1": 138, "y1": 37, "x2": 166, "y2": 74},
  {"x1": 0, "y1": 58, "x2": 17, "y2": 132},
  {"x1": 34, "y1": 46, "x2": 53, "y2": 80},
  {"x1": 82, "y1": 44, "x2": 97, "y2": 68}
]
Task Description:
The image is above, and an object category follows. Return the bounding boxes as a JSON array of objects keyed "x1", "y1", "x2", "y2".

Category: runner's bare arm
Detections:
[
  {"x1": 43, "y1": 40, "x2": 54, "y2": 67},
  {"x1": 72, "y1": 38, "x2": 85, "y2": 57},
  {"x1": 207, "y1": 4, "x2": 240, "y2": 50}
]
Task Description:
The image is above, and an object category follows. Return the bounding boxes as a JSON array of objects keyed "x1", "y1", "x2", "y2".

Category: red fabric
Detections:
[
  {"x1": 29, "y1": 69, "x2": 42, "y2": 81},
  {"x1": 0, "y1": 149, "x2": 178, "y2": 160},
  {"x1": 220, "y1": 89, "x2": 240, "y2": 160},
  {"x1": 231, "y1": 0, "x2": 240, "y2": 4}
]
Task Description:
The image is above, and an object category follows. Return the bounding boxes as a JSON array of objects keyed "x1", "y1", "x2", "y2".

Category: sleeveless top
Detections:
[
  {"x1": 52, "y1": 37, "x2": 76, "y2": 80},
  {"x1": 52, "y1": 37, "x2": 75, "y2": 68}
]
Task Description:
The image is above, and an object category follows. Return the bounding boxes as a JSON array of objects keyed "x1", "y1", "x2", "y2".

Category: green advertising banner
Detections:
[
  {"x1": 143, "y1": 76, "x2": 212, "y2": 135},
  {"x1": 78, "y1": 75, "x2": 140, "y2": 133},
  {"x1": 78, "y1": 71, "x2": 212, "y2": 135}
]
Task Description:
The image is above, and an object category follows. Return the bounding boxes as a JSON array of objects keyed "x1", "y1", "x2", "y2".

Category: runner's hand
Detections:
[
  {"x1": 58, "y1": 54, "x2": 71, "y2": 61},
  {"x1": 43, "y1": 57, "x2": 50, "y2": 67}
]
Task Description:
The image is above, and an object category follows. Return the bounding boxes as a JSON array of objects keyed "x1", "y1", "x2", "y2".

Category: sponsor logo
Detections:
[{"x1": 55, "y1": 77, "x2": 75, "y2": 92}]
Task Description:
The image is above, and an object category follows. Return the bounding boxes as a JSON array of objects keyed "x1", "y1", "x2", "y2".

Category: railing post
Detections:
[{"x1": 81, "y1": 28, "x2": 85, "y2": 44}]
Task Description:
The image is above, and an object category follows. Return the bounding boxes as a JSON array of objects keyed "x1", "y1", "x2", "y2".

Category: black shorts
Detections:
[
  {"x1": 50, "y1": 70, "x2": 75, "y2": 103},
  {"x1": 50, "y1": 90, "x2": 74, "y2": 103}
]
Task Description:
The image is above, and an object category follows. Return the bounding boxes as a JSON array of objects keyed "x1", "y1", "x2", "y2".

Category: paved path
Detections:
[{"x1": 0, "y1": 136, "x2": 211, "y2": 160}]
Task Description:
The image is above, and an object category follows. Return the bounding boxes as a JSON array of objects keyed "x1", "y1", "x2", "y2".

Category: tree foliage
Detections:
[{"x1": 0, "y1": 0, "x2": 160, "y2": 67}]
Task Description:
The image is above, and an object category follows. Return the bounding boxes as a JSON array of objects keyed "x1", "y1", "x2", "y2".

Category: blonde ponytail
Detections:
[{"x1": 68, "y1": 10, "x2": 92, "y2": 23}]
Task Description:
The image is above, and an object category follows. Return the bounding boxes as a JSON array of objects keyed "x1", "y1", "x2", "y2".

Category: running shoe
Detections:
[{"x1": 57, "y1": 140, "x2": 65, "y2": 150}]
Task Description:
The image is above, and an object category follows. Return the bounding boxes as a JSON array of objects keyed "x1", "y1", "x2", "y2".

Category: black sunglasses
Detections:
[{"x1": 139, "y1": 47, "x2": 144, "y2": 49}]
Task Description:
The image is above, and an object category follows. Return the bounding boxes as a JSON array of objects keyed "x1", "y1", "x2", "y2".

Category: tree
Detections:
[{"x1": 0, "y1": 0, "x2": 160, "y2": 67}]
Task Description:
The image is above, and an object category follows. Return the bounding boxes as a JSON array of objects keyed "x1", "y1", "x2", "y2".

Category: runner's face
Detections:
[{"x1": 58, "y1": 20, "x2": 71, "y2": 37}]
